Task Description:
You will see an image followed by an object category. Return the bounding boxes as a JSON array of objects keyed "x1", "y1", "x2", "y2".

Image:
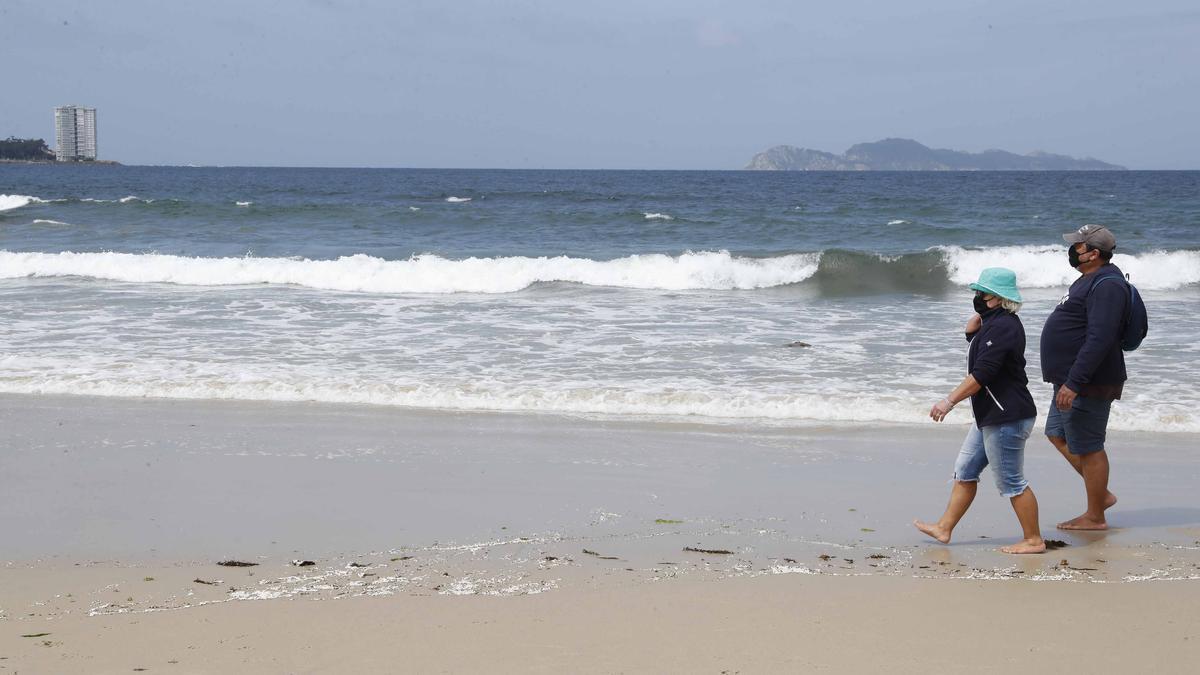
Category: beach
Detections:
[
  {"x1": 3, "y1": 394, "x2": 1199, "y2": 672},
  {"x1": 6, "y1": 570, "x2": 1200, "y2": 673},
  {"x1": 3, "y1": 167, "x2": 1199, "y2": 671}
]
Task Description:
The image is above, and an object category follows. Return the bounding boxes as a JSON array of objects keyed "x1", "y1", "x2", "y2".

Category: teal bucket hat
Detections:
[{"x1": 968, "y1": 267, "x2": 1022, "y2": 303}]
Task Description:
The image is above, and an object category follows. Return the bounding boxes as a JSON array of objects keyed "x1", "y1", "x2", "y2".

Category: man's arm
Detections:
[{"x1": 1063, "y1": 280, "x2": 1126, "y2": 394}]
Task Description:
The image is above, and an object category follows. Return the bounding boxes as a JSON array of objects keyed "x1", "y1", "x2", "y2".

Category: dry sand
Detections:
[{"x1": 3, "y1": 573, "x2": 1198, "y2": 674}]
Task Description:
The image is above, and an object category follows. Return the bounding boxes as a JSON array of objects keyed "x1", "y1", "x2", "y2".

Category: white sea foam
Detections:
[
  {"x1": 887, "y1": 219, "x2": 910, "y2": 225},
  {"x1": 31, "y1": 219, "x2": 72, "y2": 226},
  {"x1": 79, "y1": 195, "x2": 153, "y2": 204},
  {"x1": 236, "y1": 201, "x2": 253, "y2": 207},
  {"x1": 0, "y1": 250, "x2": 823, "y2": 293},
  {"x1": 409, "y1": 206, "x2": 421, "y2": 211},
  {"x1": 1, "y1": 368, "x2": 1193, "y2": 432},
  {"x1": 0, "y1": 194, "x2": 45, "y2": 212},
  {"x1": 445, "y1": 196, "x2": 472, "y2": 203},
  {"x1": 938, "y1": 245, "x2": 1200, "y2": 290},
  {"x1": 644, "y1": 212, "x2": 674, "y2": 221}
]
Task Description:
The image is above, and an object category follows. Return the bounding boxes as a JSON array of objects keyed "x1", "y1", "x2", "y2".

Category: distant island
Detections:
[
  {"x1": 746, "y1": 138, "x2": 1125, "y2": 171},
  {"x1": 0, "y1": 137, "x2": 56, "y2": 161},
  {"x1": 0, "y1": 136, "x2": 120, "y2": 164}
]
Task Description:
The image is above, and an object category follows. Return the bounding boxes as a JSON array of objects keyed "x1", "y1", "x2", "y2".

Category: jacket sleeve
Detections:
[
  {"x1": 968, "y1": 321, "x2": 1014, "y2": 387},
  {"x1": 1064, "y1": 280, "x2": 1127, "y2": 391}
]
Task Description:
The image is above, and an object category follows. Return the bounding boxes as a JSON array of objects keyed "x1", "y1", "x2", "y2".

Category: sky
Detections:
[{"x1": 2, "y1": 0, "x2": 1197, "y2": 169}]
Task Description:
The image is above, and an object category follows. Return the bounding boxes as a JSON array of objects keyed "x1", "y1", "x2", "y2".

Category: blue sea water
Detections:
[{"x1": 2, "y1": 166, "x2": 1198, "y2": 430}]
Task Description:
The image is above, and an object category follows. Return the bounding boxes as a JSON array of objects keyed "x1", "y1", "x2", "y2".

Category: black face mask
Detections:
[
  {"x1": 1068, "y1": 245, "x2": 1085, "y2": 268},
  {"x1": 973, "y1": 293, "x2": 991, "y2": 314}
]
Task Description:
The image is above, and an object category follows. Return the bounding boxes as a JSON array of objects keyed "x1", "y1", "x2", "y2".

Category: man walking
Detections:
[{"x1": 1041, "y1": 224, "x2": 1128, "y2": 530}]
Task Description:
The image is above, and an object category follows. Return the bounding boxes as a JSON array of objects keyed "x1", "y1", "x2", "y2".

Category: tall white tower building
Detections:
[{"x1": 54, "y1": 106, "x2": 98, "y2": 161}]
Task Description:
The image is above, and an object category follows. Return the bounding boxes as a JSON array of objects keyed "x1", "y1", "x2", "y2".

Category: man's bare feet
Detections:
[
  {"x1": 1056, "y1": 514, "x2": 1108, "y2": 530},
  {"x1": 1000, "y1": 538, "x2": 1046, "y2": 554},
  {"x1": 913, "y1": 519, "x2": 951, "y2": 543}
]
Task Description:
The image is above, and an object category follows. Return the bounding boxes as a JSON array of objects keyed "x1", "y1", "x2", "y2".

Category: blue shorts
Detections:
[
  {"x1": 953, "y1": 417, "x2": 1035, "y2": 498},
  {"x1": 1044, "y1": 385, "x2": 1112, "y2": 455}
]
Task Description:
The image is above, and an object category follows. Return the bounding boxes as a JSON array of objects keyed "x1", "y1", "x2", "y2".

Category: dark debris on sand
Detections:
[
  {"x1": 1043, "y1": 539, "x2": 1069, "y2": 550},
  {"x1": 216, "y1": 560, "x2": 258, "y2": 567}
]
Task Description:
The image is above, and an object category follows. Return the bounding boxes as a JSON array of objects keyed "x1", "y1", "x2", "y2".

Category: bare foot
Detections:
[
  {"x1": 913, "y1": 519, "x2": 951, "y2": 544},
  {"x1": 1104, "y1": 492, "x2": 1118, "y2": 510},
  {"x1": 1000, "y1": 538, "x2": 1046, "y2": 554},
  {"x1": 1056, "y1": 514, "x2": 1108, "y2": 530}
]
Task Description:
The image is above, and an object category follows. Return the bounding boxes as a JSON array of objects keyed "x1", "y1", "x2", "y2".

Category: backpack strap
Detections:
[
  {"x1": 1089, "y1": 274, "x2": 1133, "y2": 318},
  {"x1": 1089, "y1": 273, "x2": 1127, "y2": 292}
]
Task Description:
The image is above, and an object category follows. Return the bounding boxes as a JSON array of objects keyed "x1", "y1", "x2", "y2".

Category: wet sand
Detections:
[{"x1": 2, "y1": 393, "x2": 1199, "y2": 671}]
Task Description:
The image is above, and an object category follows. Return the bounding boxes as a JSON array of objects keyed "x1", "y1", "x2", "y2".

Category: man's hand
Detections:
[
  {"x1": 930, "y1": 398, "x2": 955, "y2": 422},
  {"x1": 1056, "y1": 385, "x2": 1078, "y2": 412},
  {"x1": 965, "y1": 313, "x2": 982, "y2": 334}
]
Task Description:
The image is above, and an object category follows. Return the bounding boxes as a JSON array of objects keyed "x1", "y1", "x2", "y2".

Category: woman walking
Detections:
[{"x1": 914, "y1": 267, "x2": 1045, "y2": 554}]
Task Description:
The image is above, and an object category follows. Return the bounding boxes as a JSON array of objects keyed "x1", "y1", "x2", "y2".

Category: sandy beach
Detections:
[
  {"x1": 4, "y1": 572, "x2": 1199, "y2": 674},
  {"x1": 2, "y1": 394, "x2": 1198, "y2": 672}
]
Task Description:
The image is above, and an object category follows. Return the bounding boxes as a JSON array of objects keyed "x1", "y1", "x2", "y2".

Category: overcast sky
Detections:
[{"x1": 2, "y1": 0, "x2": 1196, "y2": 168}]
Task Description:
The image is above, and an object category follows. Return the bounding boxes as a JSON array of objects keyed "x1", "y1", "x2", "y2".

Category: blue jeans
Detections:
[{"x1": 953, "y1": 417, "x2": 1036, "y2": 498}]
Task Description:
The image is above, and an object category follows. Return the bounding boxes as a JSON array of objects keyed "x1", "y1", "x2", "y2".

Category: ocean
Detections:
[{"x1": 2, "y1": 166, "x2": 1198, "y2": 432}]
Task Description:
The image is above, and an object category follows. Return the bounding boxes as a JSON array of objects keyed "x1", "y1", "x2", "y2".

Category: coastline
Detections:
[
  {"x1": 0, "y1": 159, "x2": 122, "y2": 165},
  {"x1": 2, "y1": 392, "x2": 1198, "y2": 670},
  {"x1": 2, "y1": 392, "x2": 1196, "y2": 566}
]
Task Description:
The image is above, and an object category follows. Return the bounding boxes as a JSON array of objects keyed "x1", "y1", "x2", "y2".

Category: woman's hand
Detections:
[
  {"x1": 965, "y1": 313, "x2": 982, "y2": 334},
  {"x1": 930, "y1": 398, "x2": 955, "y2": 422}
]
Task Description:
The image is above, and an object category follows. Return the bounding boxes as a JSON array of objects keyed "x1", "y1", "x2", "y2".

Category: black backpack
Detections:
[{"x1": 1091, "y1": 274, "x2": 1149, "y2": 351}]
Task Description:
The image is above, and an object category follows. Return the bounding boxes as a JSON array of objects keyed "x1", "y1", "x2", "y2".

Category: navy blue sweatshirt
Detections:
[
  {"x1": 1040, "y1": 263, "x2": 1128, "y2": 398},
  {"x1": 965, "y1": 308, "x2": 1037, "y2": 428}
]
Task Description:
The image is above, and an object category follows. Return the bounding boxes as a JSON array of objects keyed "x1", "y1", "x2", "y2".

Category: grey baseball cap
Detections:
[{"x1": 1063, "y1": 223, "x2": 1116, "y2": 252}]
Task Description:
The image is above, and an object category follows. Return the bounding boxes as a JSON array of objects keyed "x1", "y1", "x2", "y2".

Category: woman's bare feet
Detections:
[
  {"x1": 1104, "y1": 492, "x2": 1118, "y2": 510},
  {"x1": 913, "y1": 519, "x2": 951, "y2": 544},
  {"x1": 1000, "y1": 538, "x2": 1046, "y2": 554}
]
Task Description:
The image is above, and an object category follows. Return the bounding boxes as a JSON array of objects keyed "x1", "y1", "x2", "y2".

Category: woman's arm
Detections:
[
  {"x1": 929, "y1": 374, "x2": 982, "y2": 422},
  {"x1": 965, "y1": 313, "x2": 982, "y2": 335}
]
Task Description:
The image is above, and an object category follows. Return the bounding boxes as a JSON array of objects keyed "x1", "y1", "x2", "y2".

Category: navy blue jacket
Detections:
[
  {"x1": 1040, "y1": 263, "x2": 1128, "y2": 396},
  {"x1": 966, "y1": 308, "x2": 1037, "y2": 428}
]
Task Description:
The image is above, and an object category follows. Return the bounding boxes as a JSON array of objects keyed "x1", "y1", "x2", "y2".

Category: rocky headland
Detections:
[{"x1": 746, "y1": 138, "x2": 1125, "y2": 171}]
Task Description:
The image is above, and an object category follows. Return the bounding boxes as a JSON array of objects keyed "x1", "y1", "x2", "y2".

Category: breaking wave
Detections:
[
  {"x1": 939, "y1": 245, "x2": 1200, "y2": 290},
  {"x1": 0, "y1": 194, "x2": 45, "y2": 212},
  {"x1": 0, "y1": 250, "x2": 822, "y2": 293},
  {"x1": 0, "y1": 246, "x2": 1194, "y2": 293}
]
